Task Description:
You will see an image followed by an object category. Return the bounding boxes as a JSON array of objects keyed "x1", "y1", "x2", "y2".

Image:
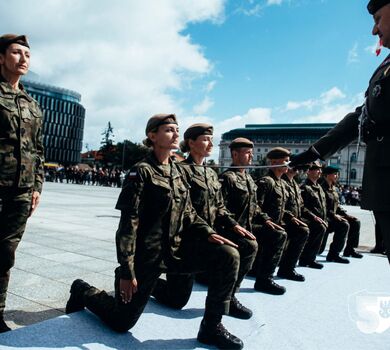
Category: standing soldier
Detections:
[
  {"x1": 152, "y1": 124, "x2": 257, "y2": 320},
  {"x1": 219, "y1": 138, "x2": 287, "y2": 295},
  {"x1": 290, "y1": 0, "x2": 390, "y2": 264},
  {"x1": 319, "y1": 166, "x2": 363, "y2": 259},
  {"x1": 257, "y1": 148, "x2": 308, "y2": 282},
  {"x1": 299, "y1": 162, "x2": 330, "y2": 265},
  {"x1": 66, "y1": 115, "x2": 244, "y2": 350},
  {"x1": 0, "y1": 34, "x2": 44, "y2": 333}
]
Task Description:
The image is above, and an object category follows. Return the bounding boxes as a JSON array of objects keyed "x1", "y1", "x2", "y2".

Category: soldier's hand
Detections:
[
  {"x1": 29, "y1": 191, "x2": 41, "y2": 217},
  {"x1": 314, "y1": 216, "x2": 327, "y2": 226},
  {"x1": 208, "y1": 234, "x2": 239, "y2": 248},
  {"x1": 289, "y1": 147, "x2": 320, "y2": 168},
  {"x1": 292, "y1": 217, "x2": 308, "y2": 227},
  {"x1": 119, "y1": 278, "x2": 138, "y2": 304},
  {"x1": 233, "y1": 225, "x2": 256, "y2": 240},
  {"x1": 265, "y1": 220, "x2": 284, "y2": 231}
]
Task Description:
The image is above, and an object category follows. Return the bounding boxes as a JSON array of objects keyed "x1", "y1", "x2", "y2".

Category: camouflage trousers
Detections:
[
  {"x1": 299, "y1": 219, "x2": 327, "y2": 264},
  {"x1": 80, "y1": 236, "x2": 240, "y2": 333},
  {"x1": 0, "y1": 188, "x2": 32, "y2": 315},
  {"x1": 154, "y1": 232, "x2": 258, "y2": 309},
  {"x1": 252, "y1": 224, "x2": 287, "y2": 280},
  {"x1": 320, "y1": 219, "x2": 349, "y2": 255}
]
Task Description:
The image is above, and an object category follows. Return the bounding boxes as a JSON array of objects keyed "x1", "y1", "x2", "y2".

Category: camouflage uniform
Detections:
[
  {"x1": 318, "y1": 179, "x2": 351, "y2": 255},
  {"x1": 153, "y1": 155, "x2": 257, "y2": 309},
  {"x1": 0, "y1": 76, "x2": 44, "y2": 316},
  {"x1": 219, "y1": 168, "x2": 286, "y2": 282},
  {"x1": 76, "y1": 153, "x2": 239, "y2": 332},
  {"x1": 300, "y1": 179, "x2": 329, "y2": 261},
  {"x1": 257, "y1": 171, "x2": 308, "y2": 275}
]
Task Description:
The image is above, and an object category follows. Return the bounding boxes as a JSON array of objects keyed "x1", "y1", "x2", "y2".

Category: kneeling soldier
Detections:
[
  {"x1": 220, "y1": 139, "x2": 287, "y2": 295},
  {"x1": 257, "y1": 148, "x2": 309, "y2": 282}
]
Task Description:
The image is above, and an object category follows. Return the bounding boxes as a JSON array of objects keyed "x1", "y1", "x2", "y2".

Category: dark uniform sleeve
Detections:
[
  {"x1": 213, "y1": 172, "x2": 238, "y2": 229},
  {"x1": 115, "y1": 168, "x2": 145, "y2": 280},
  {"x1": 255, "y1": 177, "x2": 272, "y2": 223},
  {"x1": 313, "y1": 106, "x2": 362, "y2": 159},
  {"x1": 34, "y1": 105, "x2": 45, "y2": 193},
  {"x1": 300, "y1": 185, "x2": 317, "y2": 220}
]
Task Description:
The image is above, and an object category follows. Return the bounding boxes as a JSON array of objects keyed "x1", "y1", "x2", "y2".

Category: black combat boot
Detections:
[
  {"x1": 343, "y1": 248, "x2": 363, "y2": 259},
  {"x1": 0, "y1": 317, "x2": 11, "y2": 333},
  {"x1": 299, "y1": 260, "x2": 324, "y2": 269},
  {"x1": 254, "y1": 277, "x2": 286, "y2": 295},
  {"x1": 277, "y1": 268, "x2": 305, "y2": 282},
  {"x1": 228, "y1": 296, "x2": 252, "y2": 319},
  {"x1": 197, "y1": 317, "x2": 243, "y2": 350},
  {"x1": 65, "y1": 279, "x2": 92, "y2": 314},
  {"x1": 326, "y1": 253, "x2": 349, "y2": 264}
]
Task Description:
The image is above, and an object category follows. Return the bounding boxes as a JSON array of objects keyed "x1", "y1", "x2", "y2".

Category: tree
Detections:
[{"x1": 99, "y1": 122, "x2": 117, "y2": 166}]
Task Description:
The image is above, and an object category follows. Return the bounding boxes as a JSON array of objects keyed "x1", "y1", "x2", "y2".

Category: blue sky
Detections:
[{"x1": 0, "y1": 0, "x2": 385, "y2": 159}]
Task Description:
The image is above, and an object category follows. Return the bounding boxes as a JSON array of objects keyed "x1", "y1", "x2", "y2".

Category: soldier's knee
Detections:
[
  {"x1": 219, "y1": 245, "x2": 240, "y2": 268},
  {"x1": 241, "y1": 238, "x2": 258, "y2": 256}
]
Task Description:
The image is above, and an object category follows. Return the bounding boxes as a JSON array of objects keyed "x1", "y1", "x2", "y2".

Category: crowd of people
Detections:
[{"x1": 45, "y1": 167, "x2": 126, "y2": 187}]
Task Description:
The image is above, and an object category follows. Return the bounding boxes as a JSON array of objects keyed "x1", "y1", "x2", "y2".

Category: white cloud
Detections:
[
  {"x1": 285, "y1": 87, "x2": 346, "y2": 111},
  {"x1": 0, "y1": 0, "x2": 225, "y2": 149},
  {"x1": 193, "y1": 96, "x2": 214, "y2": 114},
  {"x1": 348, "y1": 42, "x2": 359, "y2": 64},
  {"x1": 205, "y1": 80, "x2": 217, "y2": 92}
]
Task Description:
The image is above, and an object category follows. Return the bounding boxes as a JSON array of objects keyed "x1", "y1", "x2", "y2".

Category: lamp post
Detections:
[{"x1": 121, "y1": 140, "x2": 127, "y2": 170}]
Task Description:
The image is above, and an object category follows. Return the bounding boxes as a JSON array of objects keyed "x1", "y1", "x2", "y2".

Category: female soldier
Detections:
[
  {"x1": 0, "y1": 34, "x2": 44, "y2": 333},
  {"x1": 66, "y1": 115, "x2": 244, "y2": 350},
  {"x1": 152, "y1": 123, "x2": 257, "y2": 320}
]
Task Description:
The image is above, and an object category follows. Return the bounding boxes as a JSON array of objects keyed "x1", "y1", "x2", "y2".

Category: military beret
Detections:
[
  {"x1": 183, "y1": 123, "x2": 213, "y2": 140},
  {"x1": 308, "y1": 160, "x2": 323, "y2": 170},
  {"x1": 322, "y1": 165, "x2": 340, "y2": 175},
  {"x1": 229, "y1": 137, "x2": 254, "y2": 149},
  {"x1": 367, "y1": 0, "x2": 390, "y2": 14},
  {"x1": 145, "y1": 113, "x2": 177, "y2": 135},
  {"x1": 0, "y1": 34, "x2": 30, "y2": 53},
  {"x1": 266, "y1": 147, "x2": 291, "y2": 160}
]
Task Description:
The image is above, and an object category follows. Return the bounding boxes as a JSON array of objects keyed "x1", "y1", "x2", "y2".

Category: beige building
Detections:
[{"x1": 219, "y1": 123, "x2": 365, "y2": 187}]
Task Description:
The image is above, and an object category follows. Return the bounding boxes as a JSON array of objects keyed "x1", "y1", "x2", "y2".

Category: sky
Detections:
[{"x1": 0, "y1": 0, "x2": 385, "y2": 160}]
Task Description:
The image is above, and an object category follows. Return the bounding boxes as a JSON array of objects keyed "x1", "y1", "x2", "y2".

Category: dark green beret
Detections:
[
  {"x1": 0, "y1": 34, "x2": 29, "y2": 53},
  {"x1": 266, "y1": 147, "x2": 291, "y2": 160},
  {"x1": 309, "y1": 160, "x2": 323, "y2": 170},
  {"x1": 145, "y1": 114, "x2": 177, "y2": 135},
  {"x1": 367, "y1": 0, "x2": 390, "y2": 14},
  {"x1": 229, "y1": 137, "x2": 254, "y2": 149},
  {"x1": 322, "y1": 165, "x2": 340, "y2": 175},
  {"x1": 183, "y1": 123, "x2": 213, "y2": 140}
]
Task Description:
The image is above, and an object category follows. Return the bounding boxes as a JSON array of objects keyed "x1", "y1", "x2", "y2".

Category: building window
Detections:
[
  {"x1": 351, "y1": 152, "x2": 357, "y2": 162},
  {"x1": 350, "y1": 168, "x2": 357, "y2": 180}
]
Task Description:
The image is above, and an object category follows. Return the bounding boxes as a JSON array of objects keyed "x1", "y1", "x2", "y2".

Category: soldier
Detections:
[
  {"x1": 66, "y1": 114, "x2": 244, "y2": 350},
  {"x1": 219, "y1": 138, "x2": 287, "y2": 295},
  {"x1": 299, "y1": 162, "x2": 329, "y2": 266},
  {"x1": 257, "y1": 148, "x2": 308, "y2": 282},
  {"x1": 282, "y1": 165, "x2": 325, "y2": 269},
  {"x1": 0, "y1": 34, "x2": 44, "y2": 333},
  {"x1": 152, "y1": 124, "x2": 257, "y2": 320},
  {"x1": 319, "y1": 166, "x2": 363, "y2": 259},
  {"x1": 290, "y1": 0, "x2": 390, "y2": 264}
]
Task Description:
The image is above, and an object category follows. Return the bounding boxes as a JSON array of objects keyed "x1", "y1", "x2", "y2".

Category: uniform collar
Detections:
[{"x1": 0, "y1": 74, "x2": 32, "y2": 101}]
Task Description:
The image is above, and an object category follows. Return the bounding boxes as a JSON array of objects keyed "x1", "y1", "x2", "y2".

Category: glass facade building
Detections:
[{"x1": 22, "y1": 77, "x2": 85, "y2": 165}]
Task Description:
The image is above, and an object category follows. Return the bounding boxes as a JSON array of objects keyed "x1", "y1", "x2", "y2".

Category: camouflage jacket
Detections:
[
  {"x1": 179, "y1": 155, "x2": 237, "y2": 230},
  {"x1": 282, "y1": 174, "x2": 304, "y2": 221},
  {"x1": 219, "y1": 168, "x2": 269, "y2": 231},
  {"x1": 318, "y1": 179, "x2": 347, "y2": 221},
  {"x1": 300, "y1": 178, "x2": 327, "y2": 221},
  {"x1": 0, "y1": 76, "x2": 44, "y2": 192},
  {"x1": 115, "y1": 153, "x2": 215, "y2": 280},
  {"x1": 256, "y1": 170, "x2": 287, "y2": 225}
]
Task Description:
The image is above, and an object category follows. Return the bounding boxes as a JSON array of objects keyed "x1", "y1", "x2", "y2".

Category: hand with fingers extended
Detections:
[
  {"x1": 208, "y1": 234, "x2": 239, "y2": 248},
  {"x1": 291, "y1": 217, "x2": 308, "y2": 227},
  {"x1": 314, "y1": 216, "x2": 328, "y2": 227},
  {"x1": 29, "y1": 191, "x2": 41, "y2": 217},
  {"x1": 119, "y1": 278, "x2": 138, "y2": 304},
  {"x1": 265, "y1": 220, "x2": 284, "y2": 231},
  {"x1": 232, "y1": 225, "x2": 256, "y2": 240}
]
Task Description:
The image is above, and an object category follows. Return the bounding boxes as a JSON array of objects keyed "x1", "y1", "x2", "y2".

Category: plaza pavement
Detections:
[{"x1": 0, "y1": 182, "x2": 388, "y2": 349}]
